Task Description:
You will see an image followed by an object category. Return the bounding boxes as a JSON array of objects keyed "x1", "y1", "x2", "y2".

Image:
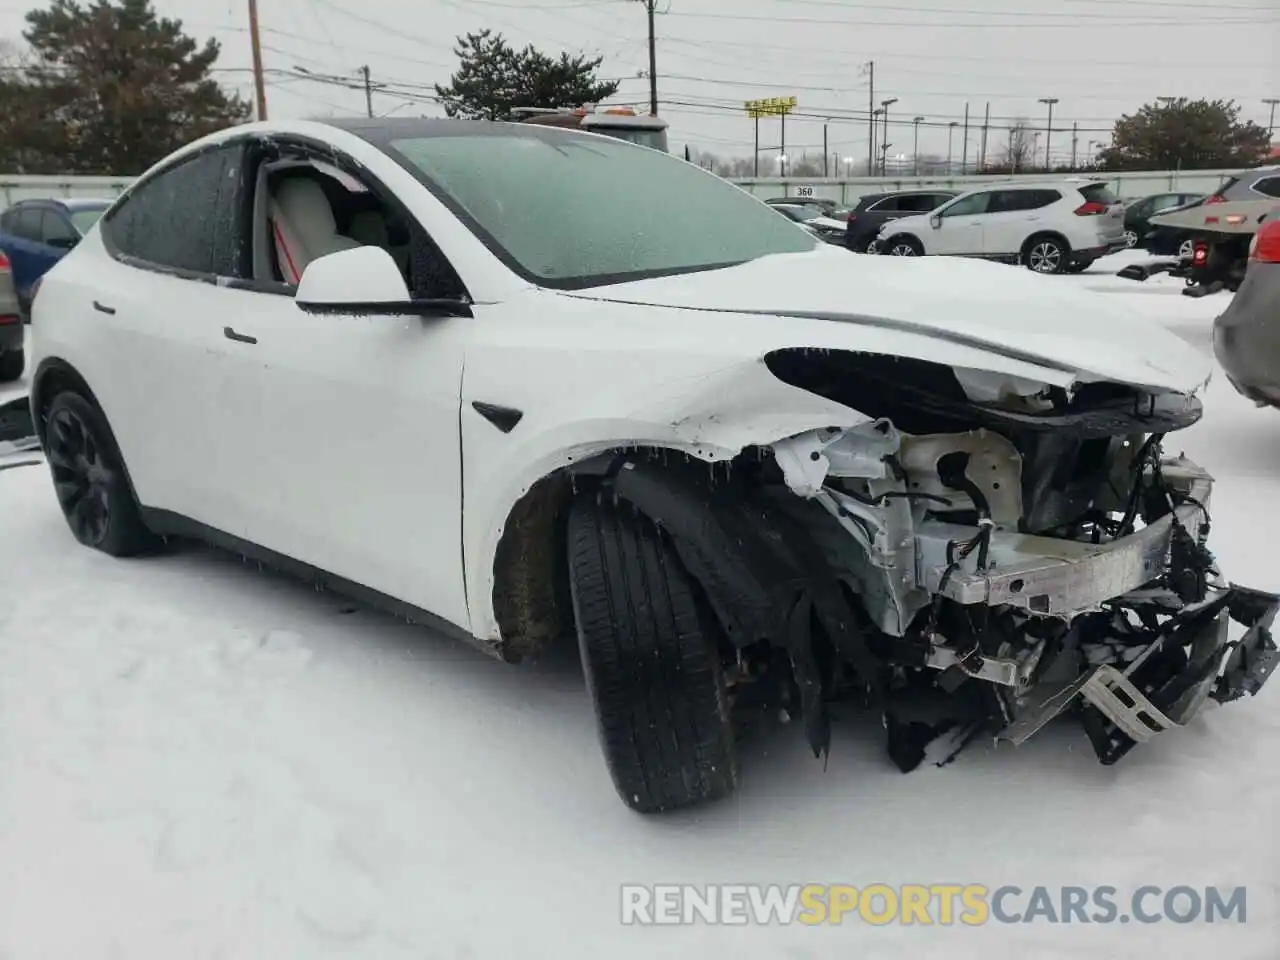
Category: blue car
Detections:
[{"x1": 0, "y1": 197, "x2": 114, "y2": 317}]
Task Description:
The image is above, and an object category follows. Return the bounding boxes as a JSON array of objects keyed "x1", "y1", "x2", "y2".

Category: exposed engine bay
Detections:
[{"x1": 593, "y1": 351, "x2": 1280, "y2": 773}]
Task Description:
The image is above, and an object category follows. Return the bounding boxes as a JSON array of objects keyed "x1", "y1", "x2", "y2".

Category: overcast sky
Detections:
[{"x1": 0, "y1": 0, "x2": 1276, "y2": 167}]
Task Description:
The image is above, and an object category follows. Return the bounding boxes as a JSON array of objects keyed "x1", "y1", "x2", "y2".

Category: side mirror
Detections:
[
  {"x1": 930, "y1": 214, "x2": 943, "y2": 229},
  {"x1": 294, "y1": 246, "x2": 472, "y2": 318}
]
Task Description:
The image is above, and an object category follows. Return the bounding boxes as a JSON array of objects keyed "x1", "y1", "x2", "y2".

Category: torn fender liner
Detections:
[{"x1": 605, "y1": 455, "x2": 882, "y2": 759}]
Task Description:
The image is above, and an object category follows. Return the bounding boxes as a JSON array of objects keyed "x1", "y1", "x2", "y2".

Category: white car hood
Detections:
[{"x1": 561, "y1": 248, "x2": 1211, "y2": 395}]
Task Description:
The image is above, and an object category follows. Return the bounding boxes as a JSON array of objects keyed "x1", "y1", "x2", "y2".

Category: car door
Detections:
[
  {"x1": 3, "y1": 204, "x2": 57, "y2": 301},
  {"x1": 981, "y1": 189, "x2": 1056, "y2": 257},
  {"x1": 83, "y1": 141, "x2": 260, "y2": 534},
  {"x1": 930, "y1": 191, "x2": 990, "y2": 255},
  {"x1": 209, "y1": 147, "x2": 470, "y2": 629}
]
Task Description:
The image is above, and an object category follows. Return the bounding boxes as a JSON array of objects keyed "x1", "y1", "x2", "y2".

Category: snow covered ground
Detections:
[{"x1": 0, "y1": 252, "x2": 1276, "y2": 959}]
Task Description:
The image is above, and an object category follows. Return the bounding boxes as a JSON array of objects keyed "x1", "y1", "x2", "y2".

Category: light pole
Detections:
[
  {"x1": 880, "y1": 98, "x2": 898, "y2": 176},
  {"x1": 1038, "y1": 97, "x2": 1058, "y2": 170},
  {"x1": 912, "y1": 116, "x2": 924, "y2": 175},
  {"x1": 1265, "y1": 98, "x2": 1280, "y2": 137},
  {"x1": 946, "y1": 120, "x2": 958, "y2": 175}
]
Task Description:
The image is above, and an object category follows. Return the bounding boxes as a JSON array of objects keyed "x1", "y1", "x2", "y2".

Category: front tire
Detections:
[
  {"x1": 0, "y1": 348, "x2": 22, "y2": 382},
  {"x1": 44, "y1": 391, "x2": 153, "y2": 556},
  {"x1": 566, "y1": 493, "x2": 738, "y2": 814}
]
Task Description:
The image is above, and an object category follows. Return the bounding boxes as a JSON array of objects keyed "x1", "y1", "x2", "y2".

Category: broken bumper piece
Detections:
[{"x1": 1000, "y1": 585, "x2": 1280, "y2": 765}]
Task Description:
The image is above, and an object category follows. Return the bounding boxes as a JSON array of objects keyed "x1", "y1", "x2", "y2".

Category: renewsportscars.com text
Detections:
[{"x1": 620, "y1": 884, "x2": 1248, "y2": 926}]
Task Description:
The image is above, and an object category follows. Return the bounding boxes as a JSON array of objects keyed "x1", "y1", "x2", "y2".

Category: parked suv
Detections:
[
  {"x1": 844, "y1": 189, "x2": 958, "y2": 253},
  {"x1": 1205, "y1": 166, "x2": 1280, "y2": 204},
  {"x1": 1123, "y1": 191, "x2": 1204, "y2": 248},
  {"x1": 876, "y1": 180, "x2": 1126, "y2": 274}
]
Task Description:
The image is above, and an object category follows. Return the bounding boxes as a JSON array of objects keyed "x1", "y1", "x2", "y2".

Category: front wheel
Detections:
[
  {"x1": 566, "y1": 493, "x2": 738, "y2": 814},
  {"x1": 1024, "y1": 236, "x2": 1069, "y2": 274},
  {"x1": 1123, "y1": 229, "x2": 1138, "y2": 248}
]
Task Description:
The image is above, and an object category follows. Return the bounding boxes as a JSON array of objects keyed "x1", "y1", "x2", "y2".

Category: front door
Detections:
[
  {"x1": 930, "y1": 191, "x2": 990, "y2": 255},
  {"x1": 212, "y1": 151, "x2": 471, "y2": 630}
]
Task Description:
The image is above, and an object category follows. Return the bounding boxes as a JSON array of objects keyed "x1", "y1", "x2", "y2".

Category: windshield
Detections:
[
  {"x1": 69, "y1": 205, "x2": 108, "y2": 234},
  {"x1": 388, "y1": 132, "x2": 816, "y2": 287}
]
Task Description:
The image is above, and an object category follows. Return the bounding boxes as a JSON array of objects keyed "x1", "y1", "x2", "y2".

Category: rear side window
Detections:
[
  {"x1": 1252, "y1": 177, "x2": 1280, "y2": 199},
  {"x1": 897, "y1": 194, "x2": 942, "y2": 213},
  {"x1": 988, "y1": 190, "x2": 1058, "y2": 213},
  {"x1": 40, "y1": 210, "x2": 78, "y2": 244},
  {"x1": 103, "y1": 144, "x2": 245, "y2": 276},
  {"x1": 13, "y1": 206, "x2": 42, "y2": 241},
  {"x1": 1077, "y1": 182, "x2": 1117, "y2": 205},
  {"x1": 866, "y1": 195, "x2": 901, "y2": 213}
]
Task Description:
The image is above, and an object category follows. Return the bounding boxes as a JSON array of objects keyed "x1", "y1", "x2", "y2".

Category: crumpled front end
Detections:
[{"x1": 607, "y1": 348, "x2": 1279, "y2": 773}]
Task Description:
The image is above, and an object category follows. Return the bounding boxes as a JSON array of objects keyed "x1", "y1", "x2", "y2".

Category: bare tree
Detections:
[{"x1": 1001, "y1": 117, "x2": 1034, "y2": 172}]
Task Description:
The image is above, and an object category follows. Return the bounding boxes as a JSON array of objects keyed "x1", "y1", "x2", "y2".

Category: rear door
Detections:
[
  {"x1": 84, "y1": 141, "x2": 260, "y2": 530},
  {"x1": 982, "y1": 189, "x2": 1059, "y2": 256},
  {"x1": 2, "y1": 204, "x2": 58, "y2": 301}
]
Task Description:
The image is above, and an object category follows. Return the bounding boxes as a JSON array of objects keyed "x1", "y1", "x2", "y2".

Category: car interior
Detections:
[{"x1": 252, "y1": 157, "x2": 412, "y2": 289}]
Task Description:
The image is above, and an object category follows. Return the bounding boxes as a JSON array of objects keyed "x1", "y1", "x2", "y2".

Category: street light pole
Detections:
[
  {"x1": 1265, "y1": 98, "x2": 1280, "y2": 137},
  {"x1": 912, "y1": 116, "x2": 923, "y2": 175},
  {"x1": 946, "y1": 121, "x2": 958, "y2": 175},
  {"x1": 880, "y1": 98, "x2": 898, "y2": 176},
  {"x1": 1038, "y1": 97, "x2": 1058, "y2": 170}
]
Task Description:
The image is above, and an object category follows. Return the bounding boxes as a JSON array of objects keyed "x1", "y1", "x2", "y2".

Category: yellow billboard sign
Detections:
[{"x1": 744, "y1": 96, "x2": 798, "y2": 118}]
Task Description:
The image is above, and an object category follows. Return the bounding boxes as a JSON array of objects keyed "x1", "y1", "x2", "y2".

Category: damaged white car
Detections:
[{"x1": 28, "y1": 118, "x2": 1279, "y2": 814}]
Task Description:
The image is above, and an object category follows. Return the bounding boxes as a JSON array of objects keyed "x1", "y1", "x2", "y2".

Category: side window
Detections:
[
  {"x1": 898, "y1": 195, "x2": 933, "y2": 213},
  {"x1": 867, "y1": 196, "x2": 900, "y2": 213},
  {"x1": 103, "y1": 144, "x2": 245, "y2": 276},
  {"x1": 927, "y1": 194, "x2": 954, "y2": 210},
  {"x1": 1252, "y1": 177, "x2": 1280, "y2": 199},
  {"x1": 40, "y1": 210, "x2": 78, "y2": 245},
  {"x1": 941, "y1": 192, "x2": 992, "y2": 217},
  {"x1": 14, "y1": 206, "x2": 43, "y2": 241}
]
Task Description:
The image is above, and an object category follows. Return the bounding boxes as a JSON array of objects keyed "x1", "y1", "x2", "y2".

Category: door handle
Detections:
[
  {"x1": 92, "y1": 300, "x2": 115, "y2": 315},
  {"x1": 223, "y1": 326, "x2": 257, "y2": 345}
]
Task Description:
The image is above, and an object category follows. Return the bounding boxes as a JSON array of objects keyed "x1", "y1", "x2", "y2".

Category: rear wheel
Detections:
[
  {"x1": 1178, "y1": 237, "x2": 1196, "y2": 260},
  {"x1": 1123, "y1": 229, "x2": 1138, "y2": 248},
  {"x1": 1024, "y1": 235, "x2": 1070, "y2": 274},
  {"x1": 566, "y1": 492, "x2": 738, "y2": 814},
  {"x1": 44, "y1": 391, "x2": 153, "y2": 556},
  {"x1": 0, "y1": 348, "x2": 22, "y2": 383},
  {"x1": 886, "y1": 235, "x2": 923, "y2": 257}
]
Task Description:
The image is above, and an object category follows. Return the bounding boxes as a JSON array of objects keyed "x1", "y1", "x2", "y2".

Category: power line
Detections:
[{"x1": 664, "y1": 9, "x2": 1276, "y2": 27}]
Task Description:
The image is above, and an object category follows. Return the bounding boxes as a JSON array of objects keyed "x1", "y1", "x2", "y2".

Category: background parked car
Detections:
[
  {"x1": 1207, "y1": 165, "x2": 1280, "y2": 203},
  {"x1": 844, "y1": 189, "x2": 959, "y2": 252},
  {"x1": 1122, "y1": 191, "x2": 1204, "y2": 248},
  {"x1": 0, "y1": 250, "x2": 22, "y2": 381},
  {"x1": 876, "y1": 179, "x2": 1126, "y2": 274},
  {"x1": 764, "y1": 196, "x2": 848, "y2": 219},
  {"x1": 0, "y1": 198, "x2": 113, "y2": 317},
  {"x1": 770, "y1": 202, "x2": 847, "y2": 244},
  {"x1": 1213, "y1": 216, "x2": 1280, "y2": 404}
]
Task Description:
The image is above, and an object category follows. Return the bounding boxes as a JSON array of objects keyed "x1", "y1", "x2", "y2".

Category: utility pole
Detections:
[
  {"x1": 960, "y1": 102, "x2": 969, "y2": 176},
  {"x1": 637, "y1": 0, "x2": 658, "y2": 116},
  {"x1": 880, "y1": 97, "x2": 897, "y2": 176},
  {"x1": 912, "y1": 116, "x2": 923, "y2": 175},
  {"x1": 1070, "y1": 120, "x2": 1079, "y2": 169},
  {"x1": 1265, "y1": 98, "x2": 1280, "y2": 137},
  {"x1": 247, "y1": 0, "x2": 267, "y2": 121},
  {"x1": 867, "y1": 61, "x2": 875, "y2": 176},
  {"x1": 360, "y1": 65, "x2": 373, "y2": 117},
  {"x1": 979, "y1": 101, "x2": 990, "y2": 171},
  {"x1": 1039, "y1": 96, "x2": 1058, "y2": 171},
  {"x1": 947, "y1": 121, "x2": 958, "y2": 176},
  {"x1": 823, "y1": 120, "x2": 829, "y2": 177},
  {"x1": 753, "y1": 115, "x2": 759, "y2": 177}
]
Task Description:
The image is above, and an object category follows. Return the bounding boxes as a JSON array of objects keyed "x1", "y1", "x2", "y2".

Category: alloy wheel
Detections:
[
  {"x1": 866, "y1": 239, "x2": 880, "y2": 254},
  {"x1": 889, "y1": 242, "x2": 919, "y2": 256},
  {"x1": 1028, "y1": 241, "x2": 1063, "y2": 273},
  {"x1": 46, "y1": 406, "x2": 113, "y2": 546},
  {"x1": 1178, "y1": 238, "x2": 1195, "y2": 260},
  {"x1": 1123, "y1": 229, "x2": 1138, "y2": 248}
]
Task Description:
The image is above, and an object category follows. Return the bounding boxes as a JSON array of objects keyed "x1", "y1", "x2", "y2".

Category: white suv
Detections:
[{"x1": 876, "y1": 179, "x2": 1127, "y2": 274}]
